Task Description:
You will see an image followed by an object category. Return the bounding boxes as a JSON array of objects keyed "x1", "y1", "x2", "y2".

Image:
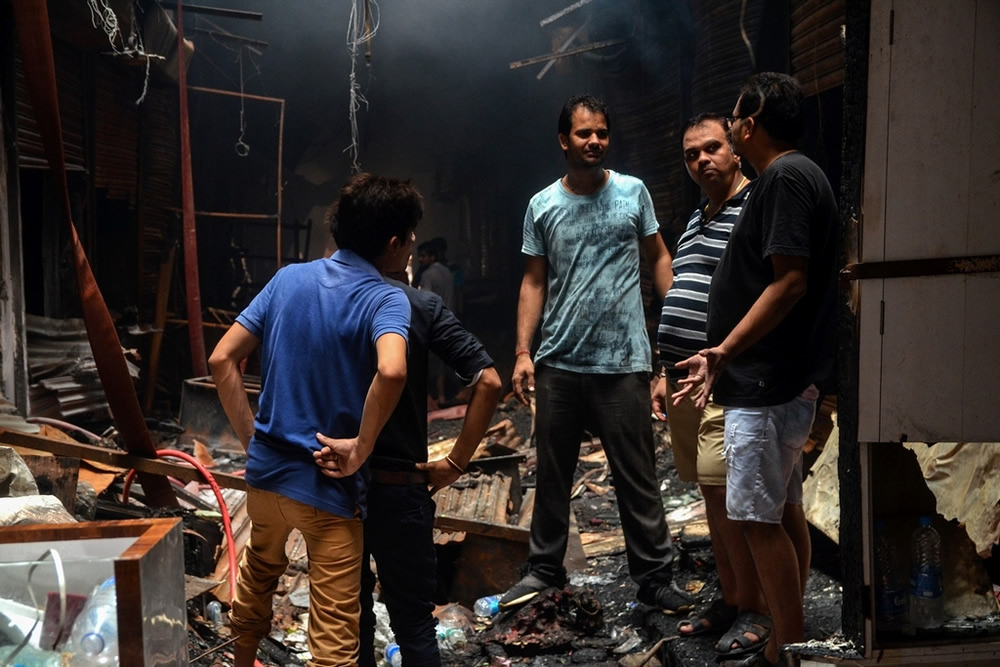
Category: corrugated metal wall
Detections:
[
  {"x1": 15, "y1": 35, "x2": 177, "y2": 320},
  {"x1": 94, "y1": 58, "x2": 140, "y2": 205},
  {"x1": 690, "y1": 0, "x2": 765, "y2": 117},
  {"x1": 791, "y1": 0, "x2": 846, "y2": 97},
  {"x1": 14, "y1": 45, "x2": 86, "y2": 171},
  {"x1": 138, "y1": 86, "x2": 180, "y2": 320}
]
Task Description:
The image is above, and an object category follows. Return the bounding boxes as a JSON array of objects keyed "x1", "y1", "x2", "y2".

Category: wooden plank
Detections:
[
  {"x1": 434, "y1": 514, "x2": 529, "y2": 543},
  {"x1": 580, "y1": 528, "x2": 626, "y2": 558},
  {"x1": 861, "y1": 0, "x2": 892, "y2": 264},
  {"x1": 883, "y1": 0, "x2": 975, "y2": 261},
  {"x1": 968, "y1": 0, "x2": 1000, "y2": 256},
  {"x1": 961, "y1": 274, "x2": 1000, "y2": 440},
  {"x1": 0, "y1": 428, "x2": 247, "y2": 491}
]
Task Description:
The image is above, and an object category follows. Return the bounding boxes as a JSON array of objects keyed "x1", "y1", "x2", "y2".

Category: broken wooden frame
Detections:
[{"x1": 0, "y1": 428, "x2": 247, "y2": 492}]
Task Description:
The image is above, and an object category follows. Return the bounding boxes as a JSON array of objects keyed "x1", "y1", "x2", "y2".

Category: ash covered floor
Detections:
[{"x1": 188, "y1": 395, "x2": 844, "y2": 666}]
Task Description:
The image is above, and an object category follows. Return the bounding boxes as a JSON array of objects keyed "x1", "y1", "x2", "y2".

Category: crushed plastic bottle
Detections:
[
  {"x1": 436, "y1": 621, "x2": 467, "y2": 650},
  {"x1": 68, "y1": 576, "x2": 119, "y2": 666},
  {"x1": 909, "y1": 515, "x2": 944, "y2": 630},
  {"x1": 873, "y1": 519, "x2": 907, "y2": 633},
  {"x1": 384, "y1": 641, "x2": 402, "y2": 667},
  {"x1": 473, "y1": 594, "x2": 501, "y2": 618}
]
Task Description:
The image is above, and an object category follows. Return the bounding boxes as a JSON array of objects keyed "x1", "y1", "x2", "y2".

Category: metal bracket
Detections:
[{"x1": 840, "y1": 254, "x2": 1000, "y2": 282}]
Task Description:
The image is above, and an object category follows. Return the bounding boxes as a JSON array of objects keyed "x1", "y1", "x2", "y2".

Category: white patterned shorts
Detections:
[{"x1": 724, "y1": 384, "x2": 819, "y2": 524}]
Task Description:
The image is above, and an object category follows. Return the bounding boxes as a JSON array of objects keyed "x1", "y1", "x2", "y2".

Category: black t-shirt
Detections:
[
  {"x1": 706, "y1": 152, "x2": 838, "y2": 407},
  {"x1": 370, "y1": 279, "x2": 494, "y2": 469}
]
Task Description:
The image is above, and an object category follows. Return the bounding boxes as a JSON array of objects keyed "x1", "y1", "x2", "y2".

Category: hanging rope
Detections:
[
  {"x1": 86, "y1": 0, "x2": 154, "y2": 104},
  {"x1": 235, "y1": 47, "x2": 250, "y2": 156},
  {"x1": 739, "y1": 0, "x2": 757, "y2": 72},
  {"x1": 199, "y1": 15, "x2": 261, "y2": 157},
  {"x1": 345, "y1": 0, "x2": 379, "y2": 173}
]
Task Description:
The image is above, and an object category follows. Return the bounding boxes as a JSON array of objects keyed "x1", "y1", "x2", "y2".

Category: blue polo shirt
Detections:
[{"x1": 236, "y1": 250, "x2": 410, "y2": 518}]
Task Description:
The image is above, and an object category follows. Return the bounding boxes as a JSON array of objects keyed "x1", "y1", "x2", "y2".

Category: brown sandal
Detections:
[
  {"x1": 714, "y1": 611, "x2": 772, "y2": 657},
  {"x1": 676, "y1": 598, "x2": 738, "y2": 636}
]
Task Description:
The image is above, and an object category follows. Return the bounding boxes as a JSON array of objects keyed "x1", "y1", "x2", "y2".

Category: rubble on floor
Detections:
[{"x1": 0, "y1": 393, "x2": 851, "y2": 666}]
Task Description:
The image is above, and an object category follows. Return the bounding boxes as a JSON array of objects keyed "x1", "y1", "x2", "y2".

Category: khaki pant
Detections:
[
  {"x1": 666, "y1": 379, "x2": 726, "y2": 486},
  {"x1": 230, "y1": 487, "x2": 363, "y2": 666}
]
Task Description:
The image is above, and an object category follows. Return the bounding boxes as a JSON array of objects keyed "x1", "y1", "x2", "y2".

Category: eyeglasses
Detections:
[{"x1": 725, "y1": 115, "x2": 747, "y2": 128}]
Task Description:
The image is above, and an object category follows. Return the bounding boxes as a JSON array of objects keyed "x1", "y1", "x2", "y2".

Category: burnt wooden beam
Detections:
[
  {"x1": 434, "y1": 514, "x2": 529, "y2": 542},
  {"x1": 0, "y1": 429, "x2": 247, "y2": 491},
  {"x1": 509, "y1": 39, "x2": 628, "y2": 70}
]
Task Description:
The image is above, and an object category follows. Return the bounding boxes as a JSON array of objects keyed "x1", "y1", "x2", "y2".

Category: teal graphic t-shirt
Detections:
[{"x1": 522, "y1": 170, "x2": 658, "y2": 374}]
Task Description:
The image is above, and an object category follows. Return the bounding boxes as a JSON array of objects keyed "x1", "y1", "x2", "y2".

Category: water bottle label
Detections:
[
  {"x1": 876, "y1": 587, "x2": 906, "y2": 618},
  {"x1": 910, "y1": 568, "x2": 942, "y2": 598}
]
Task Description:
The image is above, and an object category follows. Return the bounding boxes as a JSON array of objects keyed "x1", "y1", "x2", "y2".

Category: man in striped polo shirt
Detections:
[{"x1": 652, "y1": 113, "x2": 769, "y2": 658}]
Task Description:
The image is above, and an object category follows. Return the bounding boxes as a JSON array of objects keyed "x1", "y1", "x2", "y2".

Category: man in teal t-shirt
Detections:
[{"x1": 503, "y1": 94, "x2": 693, "y2": 614}]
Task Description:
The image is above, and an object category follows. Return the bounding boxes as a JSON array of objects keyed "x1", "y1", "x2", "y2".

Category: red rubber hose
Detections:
[{"x1": 121, "y1": 449, "x2": 238, "y2": 601}]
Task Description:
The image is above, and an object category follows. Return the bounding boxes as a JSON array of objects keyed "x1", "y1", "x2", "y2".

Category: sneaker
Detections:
[
  {"x1": 637, "y1": 581, "x2": 695, "y2": 614},
  {"x1": 499, "y1": 573, "x2": 552, "y2": 609}
]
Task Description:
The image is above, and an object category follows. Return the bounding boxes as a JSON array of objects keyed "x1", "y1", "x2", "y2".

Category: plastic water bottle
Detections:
[
  {"x1": 69, "y1": 576, "x2": 119, "y2": 666},
  {"x1": 873, "y1": 519, "x2": 907, "y2": 633},
  {"x1": 384, "y1": 641, "x2": 402, "y2": 667},
  {"x1": 206, "y1": 600, "x2": 224, "y2": 630},
  {"x1": 909, "y1": 516, "x2": 944, "y2": 630},
  {"x1": 473, "y1": 594, "x2": 501, "y2": 617},
  {"x1": 436, "y1": 621, "x2": 467, "y2": 650}
]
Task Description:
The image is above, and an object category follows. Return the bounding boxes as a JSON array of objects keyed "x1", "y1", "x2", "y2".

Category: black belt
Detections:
[{"x1": 371, "y1": 469, "x2": 429, "y2": 485}]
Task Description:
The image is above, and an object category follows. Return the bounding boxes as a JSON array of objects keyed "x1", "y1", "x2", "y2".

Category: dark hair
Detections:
[
  {"x1": 558, "y1": 94, "x2": 611, "y2": 136},
  {"x1": 431, "y1": 236, "x2": 448, "y2": 259},
  {"x1": 327, "y1": 173, "x2": 423, "y2": 262},
  {"x1": 683, "y1": 112, "x2": 728, "y2": 135},
  {"x1": 735, "y1": 72, "x2": 804, "y2": 147},
  {"x1": 417, "y1": 240, "x2": 438, "y2": 258}
]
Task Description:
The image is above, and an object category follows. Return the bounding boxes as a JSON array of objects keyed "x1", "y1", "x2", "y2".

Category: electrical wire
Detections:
[{"x1": 25, "y1": 417, "x2": 102, "y2": 443}]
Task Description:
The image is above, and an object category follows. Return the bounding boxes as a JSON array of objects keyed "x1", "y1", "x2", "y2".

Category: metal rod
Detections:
[
  {"x1": 189, "y1": 27, "x2": 268, "y2": 49},
  {"x1": 161, "y1": 2, "x2": 262, "y2": 21},
  {"x1": 539, "y1": 0, "x2": 595, "y2": 27},
  {"x1": 276, "y1": 99, "x2": 285, "y2": 268},
  {"x1": 537, "y1": 19, "x2": 589, "y2": 80},
  {"x1": 191, "y1": 637, "x2": 238, "y2": 663},
  {"x1": 165, "y1": 207, "x2": 277, "y2": 220},
  {"x1": 509, "y1": 38, "x2": 627, "y2": 69},
  {"x1": 187, "y1": 85, "x2": 284, "y2": 104}
]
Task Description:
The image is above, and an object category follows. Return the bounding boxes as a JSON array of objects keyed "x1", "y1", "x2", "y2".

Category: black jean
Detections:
[
  {"x1": 527, "y1": 364, "x2": 675, "y2": 594},
  {"x1": 359, "y1": 482, "x2": 440, "y2": 667}
]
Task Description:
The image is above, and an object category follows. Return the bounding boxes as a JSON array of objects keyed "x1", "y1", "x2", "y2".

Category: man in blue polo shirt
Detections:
[{"x1": 209, "y1": 173, "x2": 423, "y2": 667}]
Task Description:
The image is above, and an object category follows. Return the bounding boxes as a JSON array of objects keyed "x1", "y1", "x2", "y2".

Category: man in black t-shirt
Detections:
[
  {"x1": 672, "y1": 73, "x2": 837, "y2": 667},
  {"x1": 319, "y1": 275, "x2": 502, "y2": 667},
  {"x1": 369, "y1": 279, "x2": 500, "y2": 667}
]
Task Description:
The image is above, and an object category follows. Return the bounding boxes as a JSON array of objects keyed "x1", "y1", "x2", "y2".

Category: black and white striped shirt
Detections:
[{"x1": 657, "y1": 184, "x2": 751, "y2": 380}]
